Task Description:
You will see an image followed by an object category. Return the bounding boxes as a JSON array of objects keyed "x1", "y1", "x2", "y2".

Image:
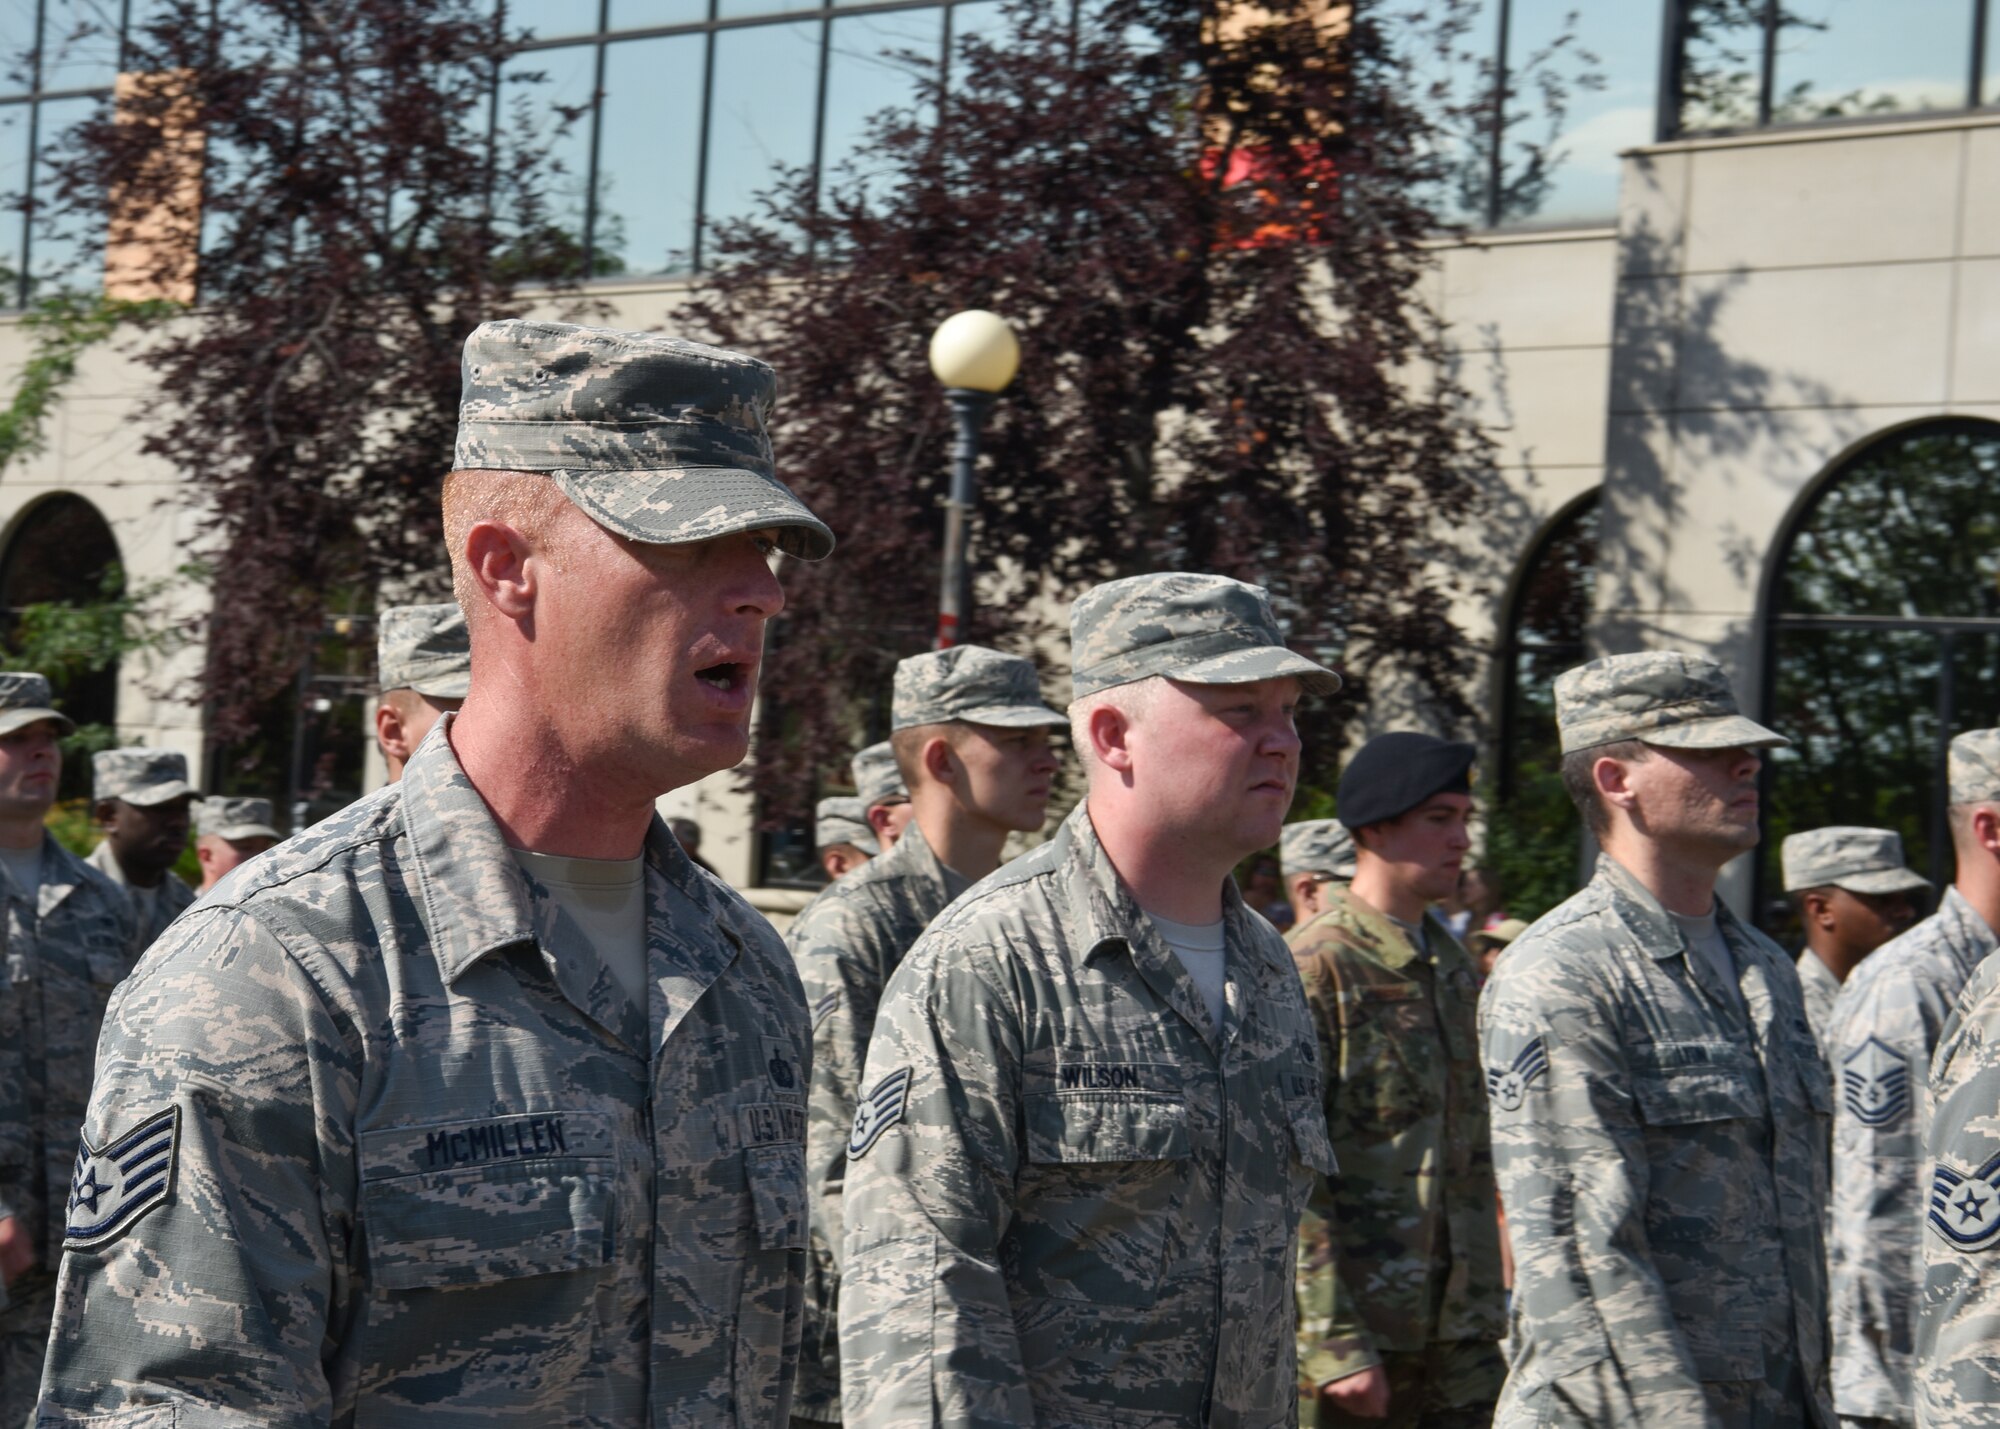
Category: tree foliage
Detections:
[{"x1": 685, "y1": 0, "x2": 1519, "y2": 816}]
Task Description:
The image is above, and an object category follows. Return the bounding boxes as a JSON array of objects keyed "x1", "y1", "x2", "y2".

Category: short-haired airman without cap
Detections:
[
  {"x1": 787, "y1": 642, "x2": 1065, "y2": 1425},
  {"x1": 190, "y1": 795, "x2": 281, "y2": 894},
  {"x1": 849, "y1": 740, "x2": 911, "y2": 849},
  {"x1": 374, "y1": 602, "x2": 471, "y2": 781},
  {"x1": 1780, "y1": 825, "x2": 1927, "y2": 1052},
  {"x1": 839, "y1": 572, "x2": 1342, "y2": 1424},
  {"x1": 86, "y1": 748, "x2": 197, "y2": 957},
  {"x1": 38, "y1": 320, "x2": 833, "y2": 1425},
  {"x1": 1480, "y1": 650, "x2": 1834, "y2": 1426}
]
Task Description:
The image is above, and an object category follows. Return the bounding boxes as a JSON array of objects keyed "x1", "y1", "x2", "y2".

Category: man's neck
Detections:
[
  {"x1": 0, "y1": 814, "x2": 42, "y2": 852},
  {"x1": 1348, "y1": 863, "x2": 1427, "y2": 927},
  {"x1": 1804, "y1": 938, "x2": 1865, "y2": 984},
  {"x1": 1600, "y1": 829, "x2": 1721, "y2": 918},
  {"x1": 1954, "y1": 863, "x2": 2000, "y2": 943},
  {"x1": 1086, "y1": 796, "x2": 1229, "y2": 925},
  {"x1": 449, "y1": 703, "x2": 663, "y2": 860},
  {"x1": 911, "y1": 786, "x2": 1009, "y2": 883}
]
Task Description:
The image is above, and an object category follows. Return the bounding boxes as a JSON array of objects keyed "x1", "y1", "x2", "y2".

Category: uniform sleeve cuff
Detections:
[{"x1": 1300, "y1": 1338, "x2": 1382, "y2": 1389}]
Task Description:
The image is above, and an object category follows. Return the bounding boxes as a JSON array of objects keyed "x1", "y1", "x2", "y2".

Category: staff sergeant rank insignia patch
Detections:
[
  {"x1": 65, "y1": 1105, "x2": 179, "y2": 1250},
  {"x1": 1486, "y1": 1036, "x2": 1549, "y2": 1113},
  {"x1": 1930, "y1": 1150, "x2": 2000, "y2": 1251},
  {"x1": 1842, "y1": 1035, "x2": 1911, "y2": 1128},
  {"x1": 848, "y1": 1065, "x2": 913, "y2": 1158}
]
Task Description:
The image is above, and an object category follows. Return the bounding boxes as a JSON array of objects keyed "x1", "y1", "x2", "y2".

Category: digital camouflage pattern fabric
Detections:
[
  {"x1": 850, "y1": 742, "x2": 905, "y2": 811},
  {"x1": 1552, "y1": 651, "x2": 1786, "y2": 755},
  {"x1": 36, "y1": 722, "x2": 812, "y2": 1426},
  {"x1": 376, "y1": 602, "x2": 472, "y2": 699},
  {"x1": 89, "y1": 748, "x2": 195, "y2": 806},
  {"x1": 1289, "y1": 887, "x2": 1504, "y2": 1406},
  {"x1": 0, "y1": 671, "x2": 72, "y2": 737},
  {"x1": 1780, "y1": 826, "x2": 1931, "y2": 897},
  {"x1": 887, "y1": 645, "x2": 1066, "y2": 732},
  {"x1": 1279, "y1": 819, "x2": 1355, "y2": 882},
  {"x1": 0, "y1": 832, "x2": 135, "y2": 1425},
  {"x1": 85, "y1": 840, "x2": 195, "y2": 959},
  {"x1": 1948, "y1": 727, "x2": 2000, "y2": 806},
  {"x1": 192, "y1": 796, "x2": 280, "y2": 842},
  {"x1": 837, "y1": 803, "x2": 1336, "y2": 1427},
  {"x1": 1796, "y1": 950, "x2": 1842, "y2": 1057},
  {"x1": 1479, "y1": 855, "x2": 1834, "y2": 1428},
  {"x1": 815, "y1": 795, "x2": 878, "y2": 856},
  {"x1": 452, "y1": 319, "x2": 834, "y2": 560},
  {"x1": 1828, "y1": 885, "x2": 1997, "y2": 1425},
  {"x1": 785, "y1": 822, "x2": 970, "y2": 1423},
  {"x1": 1067, "y1": 571, "x2": 1340, "y2": 700}
]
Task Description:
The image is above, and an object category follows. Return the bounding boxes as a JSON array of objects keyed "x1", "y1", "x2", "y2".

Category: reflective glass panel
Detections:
[
  {"x1": 1500, "y1": 0, "x2": 1659, "y2": 225},
  {"x1": 944, "y1": 0, "x2": 1006, "y2": 88},
  {"x1": 44, "y1": 0, "x2": 121, "y2": 93},
  {"x1": 702, "y1": 19, "x2": 819, "y2": 242},
  {"x1": 1405, "y1": 0, "x2": 1499, "y2": 226},
  {"x1": 0, "y1": 0, "x2": 37, "y2": 97},
  {"x1": 505, "y1": 0, "x2": 601, "y2": 41},
  {"x1": 610, "y1": 0, "x2": 709, "y2": 26},
  {"x1": 718, "y1": 0, "x2": 817, "y2": 27},
  {"x1": 1679, "y1": 0, "x2": 1767, "y2": 131},
  {"x1": 29, "y1": 94, "x2": 99, "y2": 292},
  {"x1": 1772, "y1": 0, "x2": 1972, "y2": 120},
  {"x1": 500, "y1": 42, "x2": 600, "y2": 273},
  {"x1": 820, "y1": 9, "x2": 940, "y2": 199},
  {"x1": 596, "y1": 33, "x2": 704, "y2": 274},
  {"x1": 1989, "y1": 0, "x2": 2000, "y2": 105},
  {"x1": 0, "y1": 100, "x2": 28, "y2": 297}
]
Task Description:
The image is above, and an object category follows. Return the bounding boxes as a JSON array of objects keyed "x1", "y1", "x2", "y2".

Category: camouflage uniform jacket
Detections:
[
  {"x1": 0, "y1": 834, "x2": 137, "y2": 1298},
  {"x1": 786, "y1": 821, "x2": 969, "y2": 1423},
  {"x1": 36, "y1": 725, "x2": 812, "y2": 1427},
  {"x1": 1915, "y1": 939, "x2": 2000, "y2": 1425},
  {"x1": 1796, "y1": 950, "x2": 1840, "y2": 1058},
  {"x1": 1289, "y1": 888, "x2": 1503, "y2": 1388},
  {"x1": 1478, "y1": 855, "x2": 1835, "y2": 1429},
  {"x1": 84, "y1": 839, "x2": 195, "y2": 957},
  {"x1": 1828, "y1": 886, "x2": 1995, "y2": 1425},
  {"x1": 837, "y1": 803, "x2": 1337, "y2": 1429}
]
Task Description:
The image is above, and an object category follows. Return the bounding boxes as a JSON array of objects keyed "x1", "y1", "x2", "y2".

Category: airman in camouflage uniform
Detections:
[
  {"x1": 36, "y1": 320, "x2": 834, "y2": 1425},
  {"x1": 374, "y1": 602, "x2": 472, "y2": 781},
  {"x1": 788, "y1": 646, "x2": 1065, "y2": 1425},
  {"x1": 1281, "y1": 818, "x2": 1355, "y2": 940},
  {"x1": 839, "y1": 572, "x2": 1342, "y2": 1427},
  {"x1": 1781, "y1": 826, "x2": 1926, "y2": 1057},
  {"x1": 852, "y1": 742, "x2": 911, "y2": 851},
  {"x1": 1479, "y1": 651, "x2": 1834, "y2": 1428},
  {"x1": 85, "y1": 749, "x2": 197, "y2": 956},
  {"x1": 1901, "y1": 736, "x2": 2000, "y2": 1427},
  {"x1": 0, "y1": 675, "x2": 136, "y2": 1423},
  {"x1": 191, "y1": 795, "x2": 281, "y2": 893},
  {"x1": 816, "y1": 795, "x2": 879, "y2": 881},
  {"x1": 1293, "y1": 733, "x2": 1504, "y2": 1427}
]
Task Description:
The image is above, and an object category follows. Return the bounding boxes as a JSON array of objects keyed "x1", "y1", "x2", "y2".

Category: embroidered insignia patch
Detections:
[
  {"x1": 65, "y1": 1106, "x2": 179, "y2": 1250},
  {"x1": 763, "y1": 1037, "x2": 799, "y2": 1092},
  {"x1": 1930, "y1": 1151, "x2": 2000, "y2": 1251},
  {"x1": 1485, "y1": 1036, "x2": 1549, "y2": 1113},
  {"x1": 1842, "y1": 1036, "x2": 1911, "y2": 1128},
  {"x1": 848, "y1": 1066, "x2": 913, "y2": 1158},
  {"x1": 812, "y1": 989, "x2": 839, "y2": 1030}
]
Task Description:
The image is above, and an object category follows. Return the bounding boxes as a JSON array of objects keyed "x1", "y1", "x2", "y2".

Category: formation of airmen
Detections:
[{"x1": 0, "y1": 317, "x2": 1994, "y2": 1426}]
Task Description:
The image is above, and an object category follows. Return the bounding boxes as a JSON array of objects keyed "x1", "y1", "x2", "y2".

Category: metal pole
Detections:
[
  {"x1": 287, "y1": 652, "x2": 313, "y2": 834},
  {"x1": 935, "y1": 387, "x2": 993, "y2": 649}
]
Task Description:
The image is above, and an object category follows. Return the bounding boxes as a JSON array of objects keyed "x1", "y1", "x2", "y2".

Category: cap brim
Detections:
[
  {"x1": 554, "y1": 467, "x2": 834, "y2": 561},
  {"x1": 0, "y1": 708, "x2": 74, "y2": 737},
  {"x1": 1637, "y1": 714, "x2": 1788, "y2": 751},
  {"x1": 1170, "y1": 646, "x2": 1342, "y2": 695},
  {"x1": 957, "y1": 704, "x2": 1071, "y2": 729},
  {"x1": 1830, "y1": 867, "x2": 1933, "y2": 895},
  {"x1": 117, "y1": 781, "x2": 197, "y2": 806},
  {"x1": 410, "y1": 673, "x2": 471, "y2": 701},
  {"x1": 211, "y1": 823, "x2": 281, "y2": 842}
]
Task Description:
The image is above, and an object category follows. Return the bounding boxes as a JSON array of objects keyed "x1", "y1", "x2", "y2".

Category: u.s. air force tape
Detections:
[
  {"x1": 66, "y1": 1106, "x2": 179, "y2": 1249},
  {"x1": 848, "y1": 1066, "x2": 913, "y2": 1158}
]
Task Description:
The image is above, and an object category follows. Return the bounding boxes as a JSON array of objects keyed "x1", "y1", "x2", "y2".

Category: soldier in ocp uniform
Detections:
[
  {"x1": 1780, "y1": 826, "x2": 1925, "y2": 1057},
  {"x1": 85, "y1": 749, "x2": 197, "y2": 957},
  {"x1": 851, "y1": 741, "x2": 912, "y2": 851},
  {"x1": 838, "y1": 572, "x2": 1341, "y2": 1428},
  {"x1": 815, "y1": 795, "x2": 879, "y2": 882},
  {"x1": 1479, "y1": 651, "x2": 1833, "y2": 1428},
  {"x1": 0, "y1": 675, "x2": 136, "y2": 1423},
  {"x1": 36, "y1": 320, "x2": 834, "y2": 1425},
  {"x1": 788, "y1": 645, "x2": 1065, "y2": 1428},
  {"x1": 1897, "y1": 737, "x2": 2000, "y2": 1426},
  {"x1": 191, "y1": 795, "x2": 281, "y2": 893},
  {"x1": 373, "y1": 601, "x2": 471, "y2": 782},
  {"x1": 1280, "y1": 818, "x2": 1354, "y2": 937},
  {"x1": 1293, "y1": 733, "x2": 1504, "y2": 1427}
]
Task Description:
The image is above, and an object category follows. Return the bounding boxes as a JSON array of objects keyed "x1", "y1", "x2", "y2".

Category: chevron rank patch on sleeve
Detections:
[
  {"x1": 1930, "y1": 1151, "x2": 2000, "y2": 1251},
  {"x1": 65, "y1": 1105, "x2": 179, "y2": 1250},
  {"x1": 1842, "y1": 1035, "x2": 1912, "y2": 1128},
  {"x1": 1485, "y1": 1035, "x2": 1549, "y2": 1113},
  {"x1": 848, "y1": 1066, "x2": 913, "y2": 1158}
]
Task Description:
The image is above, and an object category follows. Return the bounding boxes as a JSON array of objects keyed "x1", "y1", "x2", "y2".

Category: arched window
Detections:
[
  {"x1": 1761, "y1": 419, "x2": 2000, "y2": 903},
  {"x1": 1487, "y1": 490, "x2": 1599, "y2": 921},
  {"x1": 0, "y1": 492, "x2": 123, "y2": 729}
]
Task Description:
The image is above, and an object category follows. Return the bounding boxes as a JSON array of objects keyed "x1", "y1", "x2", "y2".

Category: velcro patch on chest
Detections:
[
  {"x1": 1485, "y1": 1036, "x2": 1549, "y2": 1113},
  {"x1": 66, "y1": 1105, "x2": 179, "y2": 1250},
  {"x1": 1930, "y1": 1151, "x2": 2000, "y2": 1251},
  {"x1": 848, "y1": 1066, "x2": 913, "y2": 1158}
]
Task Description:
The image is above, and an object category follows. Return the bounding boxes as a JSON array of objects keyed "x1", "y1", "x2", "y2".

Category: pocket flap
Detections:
[
  {"x1": 1023, "y1": 1094, "x2": 1189, "y2": 1164},
  {"x1": 746, "y1": 1141, "x2": 807, "y2": 1251},
  {"x1": 362, "y1": 1161, "x2": 612, "y2": 1291},
  {"x1": 1633, "y1": 1048, "x2": 1762, "y2": 1126},
  {"x1": 1289, "y1": 1102, "x2": 1338, "y2": 1175}
]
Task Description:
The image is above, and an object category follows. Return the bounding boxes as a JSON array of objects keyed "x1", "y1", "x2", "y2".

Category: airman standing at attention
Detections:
[
  {"x1": 851, "y1": 741, "x2": 912, "y2": 851},
  {"x1": 190, "y1": 795, "x2": 281, "y2": 893},
  {"x1": 1479, "y1": 651, "x2": 1833, "y2": 1428},
  {"x1": 815, "y1": 795, "x2": 879, "y2": 882},
  {"x1": 1293, "y1": 733, "x2": 1505, "y2": 1427},
  {"x1": 85, "y1": 749, "x2": 197, "y2": 955},
  {"x1": 1781, "y1": 826, "x2": 1926, "y2": 1060},
  {"x1": 372, "y1": 601, "x2": 470, "y2": 781},
  {"x1": 1281, "y1": 818, "x2": 1354, "y2": 939},
  {"x1": 839, "y1": 572, "x2": 1341, "y2": 1428},
  {"x1": 787, "y1": 644, "x2": 1065, "y2": 1427}
]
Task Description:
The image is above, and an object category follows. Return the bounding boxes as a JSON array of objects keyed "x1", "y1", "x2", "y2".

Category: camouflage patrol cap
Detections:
[
  {"x1": 1780, "y1": 825, "x2": 1930, "y2": 896},
  {"x1": 452, "y1": 319, "x2": 834, "y2": 561},
  {"x1": 93, "y1": 748, "x2": 196, "y2": 806},
  {"x1": 1280, "y1": 819, "x2": 1356, "y2": 880},
  {"x1": 377, "y1": 603, "x2": 471, "y2": 699},
  {"x1": 1950, "y1": 728, "x2": 2000, "y2": 805},
  {"x1": 1554, "y1": 651, "x2": 1786, "y2": 755},
  {"x1": 0, "y1": 671, "x2": 73, "y2": 737},
  {"x1": 816, "y1": 795, "x2": 879, "y2": 855},
  {"x1": 891, "y1": 646, "x2": 1067, "y2": 732},
  {"x1": 851, "y1": 741, "x2": 907, "y2": 809},
  {"x1": 193, "y1": 795, "x2": 281, "y2": 843},
  {"x1": 1068, "y1": 572, "x2": 1340, "y2": 701}
]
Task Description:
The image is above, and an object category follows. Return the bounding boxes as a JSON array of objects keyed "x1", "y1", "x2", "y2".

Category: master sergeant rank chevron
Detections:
[
  {"x1": 1842, "y1": 1035, "x2": 1911, "y2": 1128},
  {"x1": 65, "y1": 1105, "x2": 180, "y2": 1250}
]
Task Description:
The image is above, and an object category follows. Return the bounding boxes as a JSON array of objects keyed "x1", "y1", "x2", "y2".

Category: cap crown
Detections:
[
  {"x1": 815, "y1": 795, "x2": 876, "y2": 852},
  {"x1": 1950, "y1": 728, "x2": 2000, "y2": 805},
  {"x1": 1556, "y1": 651, "x2": 1746, "y2": 753},
  {"x1": 1280, "y1": 819, "x2": 1355, "y2": 878},
  {"x1": 194, "y1": 796, "x2": 277, "y2": 838},
  {"x1": 1071, "y1": 573, "x2": 1281, "y2": 698},
  {"x1": 0, "y1": 671, "x2": 56, "y2": 713},
  {"x1": 93, "y1": 748, "x2": 191, "y2": 804},
  {"x1": 891, "y1": 645, "x2": 1058, "y2": 730},
  {"x1": 1780, "y1": 825, "x2": 1918, "y2": 892},
  {"x1": 377, "y1": 603, "x2": 471, "y2": 696},
  {"x1": 851, "y1": 741, "x2": 906, "y2": 807}
]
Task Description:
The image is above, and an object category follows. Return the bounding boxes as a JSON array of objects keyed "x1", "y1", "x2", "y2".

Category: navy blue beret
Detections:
[{"x1": 1338, "y1": 732, "x2": 1477, "y2": 830}]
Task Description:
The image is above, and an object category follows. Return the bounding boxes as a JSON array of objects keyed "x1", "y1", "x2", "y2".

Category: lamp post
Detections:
[{"x1": 927, "y1": 308, "x2": 1019, "y2": 649}]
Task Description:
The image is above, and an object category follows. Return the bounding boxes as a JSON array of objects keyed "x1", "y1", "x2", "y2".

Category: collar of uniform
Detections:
[
  {"x1": 1310, "y1": 885, "x2": 1460, "y2": 972},
  {"x1": 1936, "y1": 884, "x2": 2000, "y2": 980},
  {"x1": 1595, "y1": 851, "x2": 1758, "y2": 962},
  {"x1": 881, "y1": 818, "x2": 972, "y2": 906},
  {"x1": 85, "y1": 836, "x2": 128, "y2": 887},
  {"x1": 401, "y1": 715, "x2": 541, "y2": 983},
  {"x1": 0, "y1": 828, "x2": 85, "y2": 920}
]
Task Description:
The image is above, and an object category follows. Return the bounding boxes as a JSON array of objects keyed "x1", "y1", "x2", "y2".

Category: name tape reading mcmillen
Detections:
[{"x1": 425, "y1": 1115, "x2": 571, "y2": 1170}]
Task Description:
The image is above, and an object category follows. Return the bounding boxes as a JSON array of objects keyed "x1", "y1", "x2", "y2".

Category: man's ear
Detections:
[
  {"x1": 865, "y1": 803, "x2": 898, "y2": 840},
  {"x1": 921, "y1": 735, "x2": 957, "y2": 787},
  {"x1": 1087, "y1": 704, "x2": 1135, "y2": 775},
  {"x1": 375, "y1": 700, "x2": 413, "y2": 764},
  {"x1": 1594, "y1": 754, "x2": 1638, "y2": 815},
  {"x1": 93, "y1": 798, "x2": 118, "y2": 832},
  {"x1": 462, "y1": 519, "x2": 538, "y2": 623},
  {"x1": 1975, "y1": 806, "x2": 2000, "y2": 859},
  {"x1": 1802, "y1": 889, "x2": 1835, "y2": 932}
]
